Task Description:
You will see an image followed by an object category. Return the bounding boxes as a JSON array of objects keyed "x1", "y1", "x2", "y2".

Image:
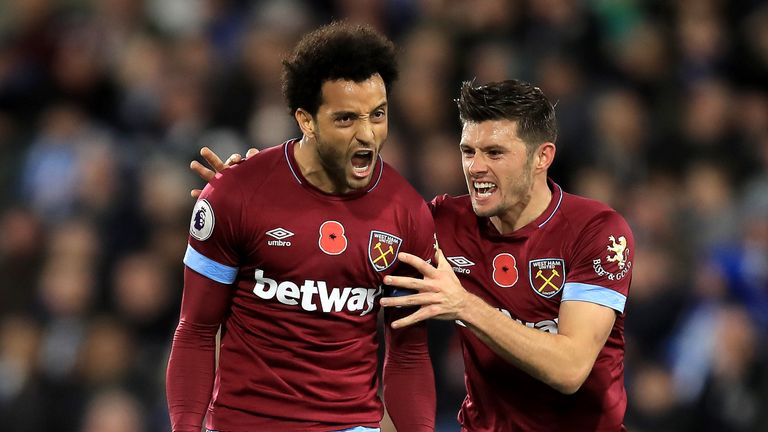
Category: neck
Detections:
[
  {"x1": 490, "y1": 176, "x2": 552, "y2": 234},
  {"x1": 293, "y1": 136, "x2": 347, "y2": 194}
]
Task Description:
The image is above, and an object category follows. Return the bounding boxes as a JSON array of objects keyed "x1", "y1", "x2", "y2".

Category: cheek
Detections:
[{"x1": 377, "y1": 125, "x2": 388, "y2": 141}]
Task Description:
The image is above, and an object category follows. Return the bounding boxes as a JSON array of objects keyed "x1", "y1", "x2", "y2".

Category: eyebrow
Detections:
[
  {"x1": 460, "y1": 143, "x2": 507, "y2": 153},
  {"x1": 330, "y1": 102, "x2": 388, "y2": 118},
  {"x1": 332, "y1": 110, "x2": 359, "y2": 119},
  {"x1": 372, "y1": 102, "x2": 388, "y2": 112}
]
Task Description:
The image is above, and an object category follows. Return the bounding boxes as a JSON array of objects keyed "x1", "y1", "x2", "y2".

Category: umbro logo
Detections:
[
  {"x1": 266, "y1": 228, "x2": 293, "y2": 246},
  {"x1": 447, "y1": 256, "x2": 475, "y2": 274},
  {"x1": 267, "y1": 228, "x2": 294, "y2": 240}
]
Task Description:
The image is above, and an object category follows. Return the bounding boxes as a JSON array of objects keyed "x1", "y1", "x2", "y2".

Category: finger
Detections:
[
  {"x1": 225, "y1": 153, "x2": 243, "y2": 167},
  {"x1": 396, "y1": 252, "x2": 438, "y2": 278},
  {"x1": 245, "y1": 148, "x2": 259, "y2": 159},
  {"x1": 200, "y1": 147, "x2": 226, "y2": 173},
  {"x1": 390, "y1": 307, "x2": 436, "y2": 329},
  {"x1": 435, "y1": 247, "x2": 451, "y2": 270},
  {"x1": 380, "y1": 292, "x2": 434, "y2": 308},
  {"x1": 190, "y1": 160, "x2": 216, "y2": 182},
  {"x1": 384, "y1": 275, "x2": 428, "y2": 291},
  {"x1": 191, "y1": 189, "x2": 202, "y2": 199}
]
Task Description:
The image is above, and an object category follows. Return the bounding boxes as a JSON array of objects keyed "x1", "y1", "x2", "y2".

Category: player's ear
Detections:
[
  {"x1": 295, "y1": 109, "x2": 316, "y2": 138},
  {"x1": 534, "y1": 142, "x2": 556, "y2": 172}
]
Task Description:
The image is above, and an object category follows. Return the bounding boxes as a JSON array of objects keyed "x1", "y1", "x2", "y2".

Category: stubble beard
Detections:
[
  {"x1": 314, "y1": 131, "x2": 351, "y2": 191},
  {"x1": 473, "y1": 158, "x2": 535, "y2": 220}
]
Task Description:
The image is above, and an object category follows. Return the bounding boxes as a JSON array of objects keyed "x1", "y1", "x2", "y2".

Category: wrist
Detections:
[{"x1": 457, "y1": 292, "x2": 482, "y2": 324}]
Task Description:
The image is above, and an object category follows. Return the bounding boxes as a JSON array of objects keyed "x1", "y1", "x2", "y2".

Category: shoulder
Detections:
[
  {"x1": 377, "y1": 161, "x2": 424, "y2": 201},
  {"x1": 222, "y1": 144, "x2": 285, "y2": 179},
  {"x1": 208, "y1": 144, "x2": 286, "y2": 194},
  {"x1": 557, "y1": 192, "x2": 634, "y2": 255},
  {"x1": 428, "y1": 194, "x2": 471, "y2": 217},
  {"x1": 559, "y1": 192, "x2": 630, "y2": 230}
]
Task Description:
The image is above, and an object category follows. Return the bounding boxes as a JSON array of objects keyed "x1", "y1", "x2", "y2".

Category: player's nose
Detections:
[
  {"x1": 467, "y1": 155, "x2": 488, "y2": 175},
  {"x1": 355, "y1": 118, "x2": 375, "y2": 146}
]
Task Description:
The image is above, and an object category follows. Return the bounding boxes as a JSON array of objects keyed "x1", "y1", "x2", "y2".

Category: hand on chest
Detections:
[{"x1": 442, "y1": 245, "x2": 566, "y2": 300}]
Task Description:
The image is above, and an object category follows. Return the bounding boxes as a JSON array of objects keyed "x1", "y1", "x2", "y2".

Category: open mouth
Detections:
[
  {"x1": 473, "y1": 181, "x2": 497, "y2": 198},
  {"x1": 351, "y1": 149, "x2": 374, "y2": 178}
]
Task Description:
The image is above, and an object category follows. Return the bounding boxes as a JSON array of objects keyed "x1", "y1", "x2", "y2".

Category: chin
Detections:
[
  {"x1": 471, "y1": 201, "x2": 493, "y2": 218},
  {"x1": 347, "y1": 175, "x2": 372, "y2": 191}
]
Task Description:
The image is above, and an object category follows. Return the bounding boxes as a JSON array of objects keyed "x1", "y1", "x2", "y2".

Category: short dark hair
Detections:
[
  {"x1": 456, "y1": 79, "x2": 558, "y2": 152},
  {"x1": 281, "y1": 22, "x2": 398, "y2": 116}
]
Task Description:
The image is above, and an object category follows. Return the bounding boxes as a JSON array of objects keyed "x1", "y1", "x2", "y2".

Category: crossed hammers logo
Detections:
[
  {"x1": 535, "y1": 268, "x2": 561, "y2": 293},
  {"x1": 373, "y1": 241, "x2": 395, "y2": 267}
]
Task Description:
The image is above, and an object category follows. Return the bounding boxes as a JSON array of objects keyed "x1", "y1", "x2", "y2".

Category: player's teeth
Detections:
[
  {"x1": 473, "y1": 181, "x2": 497, "y2": 197},
  {"x1": 474, "y1": 182, "x2": 496, "y2": 189}
]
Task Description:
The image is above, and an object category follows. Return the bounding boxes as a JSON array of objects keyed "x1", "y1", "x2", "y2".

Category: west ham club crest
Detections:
[
  {"x1": 368, "y1": 230, "x2": 402, "y2": 272},
  {"x1": 529, "y1": 258, "x2": 565, "y2": 298}
]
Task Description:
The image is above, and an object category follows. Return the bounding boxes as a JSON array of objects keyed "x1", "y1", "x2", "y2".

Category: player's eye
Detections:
[
  {"x1": 461, "y1": 147, "x2": 475, "y2": 157},
  {"x1": 335, "y1": 114, "x2": 355, "y2": 126},
  {"x1": 371, "y1": 110, "x2": 386, "y2": 122}
]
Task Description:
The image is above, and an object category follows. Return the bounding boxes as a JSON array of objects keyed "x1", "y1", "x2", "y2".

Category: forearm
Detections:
[
  {"x1": 460, "y1": 294, "x2": 591, "y2": 394},
  {"x1": 166, "y1": 319, "x2": 218, "y2": 432},
  {"x1": 167, "y1": 268, "x2": 231, "y2": 432},
  {"x1": 382, "y1": 311, "x2": 436, "y2": 431}
]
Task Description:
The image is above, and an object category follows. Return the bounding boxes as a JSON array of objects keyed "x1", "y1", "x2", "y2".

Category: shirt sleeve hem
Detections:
[{"x1": 562, "y1": 282, "x2": 626, "y2": 313}]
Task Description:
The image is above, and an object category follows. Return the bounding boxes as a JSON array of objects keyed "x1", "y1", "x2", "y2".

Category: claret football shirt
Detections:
[
  {"x1": 183, "y1": 139, "x2": 436, "y2": 431},
  {"x1": 431, "y1": 180, "x2": 633, "y2": 432}
]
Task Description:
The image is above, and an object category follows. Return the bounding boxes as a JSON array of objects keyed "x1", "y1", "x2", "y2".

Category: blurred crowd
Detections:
[{"x1": 0, "y1": 0, "x2": 766, "y2": 431}]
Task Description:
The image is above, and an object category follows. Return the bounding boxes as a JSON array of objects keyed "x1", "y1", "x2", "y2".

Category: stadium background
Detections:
[{"x1": 0, "y1": 0, "x2": 766, "y2": 431}]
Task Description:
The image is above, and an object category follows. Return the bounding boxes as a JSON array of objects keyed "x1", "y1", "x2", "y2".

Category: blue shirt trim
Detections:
[
  {"x1": 183, "y1": 244, "x2": 238, "y2": 284},
  {"x1": 334, "y1": 428, "x2": 380, "y2": 432},
  {"x1": 562, "y1": 282, "x2": 626, "y2": 313}
]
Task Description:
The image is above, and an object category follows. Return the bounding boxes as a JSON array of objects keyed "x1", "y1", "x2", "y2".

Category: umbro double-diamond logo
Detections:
[
  {"x1": 447, "y1": 256, "x2": 475, "y2": 274},
  {"x1": 266, "y1": 227, "x2": 294, "y2": 246}
]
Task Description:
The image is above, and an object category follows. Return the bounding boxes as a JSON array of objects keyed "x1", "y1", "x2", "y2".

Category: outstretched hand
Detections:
[
  {"x1": 380, "y1": 248, "x2": 473, "y2": 328},
  {"x1": 190, "y1": 147, "x2": 259, "y2": 198}
]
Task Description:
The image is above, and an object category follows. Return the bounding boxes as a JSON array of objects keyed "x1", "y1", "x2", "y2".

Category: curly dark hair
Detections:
[
  {"x1": 281, "y1": 22, "x2": 399, "y2": 116},
  {"x1": 456, "y1": 79, "x2": 558, "y2": 152}
]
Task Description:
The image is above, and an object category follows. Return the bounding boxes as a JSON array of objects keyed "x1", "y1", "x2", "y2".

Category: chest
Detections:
[
  {"x1": 437, "y1": 227, "x2": 569, "y2": 322},
  {"x1": 240, "y1": 196, "x2": 409, "y2": 287}
]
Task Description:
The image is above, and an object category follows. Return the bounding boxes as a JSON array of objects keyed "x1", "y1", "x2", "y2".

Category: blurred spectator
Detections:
[
  {"x1": 80, "y1": 388, "x2": 145, "y2": 432},
  {"x1": 0, "y1": 208, "x2": 43, "y2": 315},
  {"x1": 0, "y1": 314, "x2": 44, "y2": 432}
]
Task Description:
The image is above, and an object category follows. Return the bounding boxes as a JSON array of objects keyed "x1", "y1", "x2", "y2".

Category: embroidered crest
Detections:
[
  {"x1": 529, "y1": 258, "x2": 565, "y2": 298},
  {"x1": 606, "y1": 235, "x2": 628, "y2": 270},
  {"x1": 592, "y1": 234, "x2": 632, "y2": 281},
  {"x1": 368, "y1": 230, "x2": 402, "y2": 272}
]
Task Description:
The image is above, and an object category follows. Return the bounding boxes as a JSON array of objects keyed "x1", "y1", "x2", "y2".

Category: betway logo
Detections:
[{"x1": 253, "y1": 269, "x2": 381, "y2": 316}]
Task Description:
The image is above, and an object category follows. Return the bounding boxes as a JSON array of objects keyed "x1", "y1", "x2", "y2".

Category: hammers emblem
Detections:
[
  {"x1": 528, "y1": 258, "x2": 565, "y2": 298},
  {"x1": 368, "y1": 230, "x2": 403, "y2": 272},
  {"x1": 535, "y1": 269, "x2": 561, "y2": 292},
  {"x1": 373, "y1": 241, "x2": 395, "y2": 267}
]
